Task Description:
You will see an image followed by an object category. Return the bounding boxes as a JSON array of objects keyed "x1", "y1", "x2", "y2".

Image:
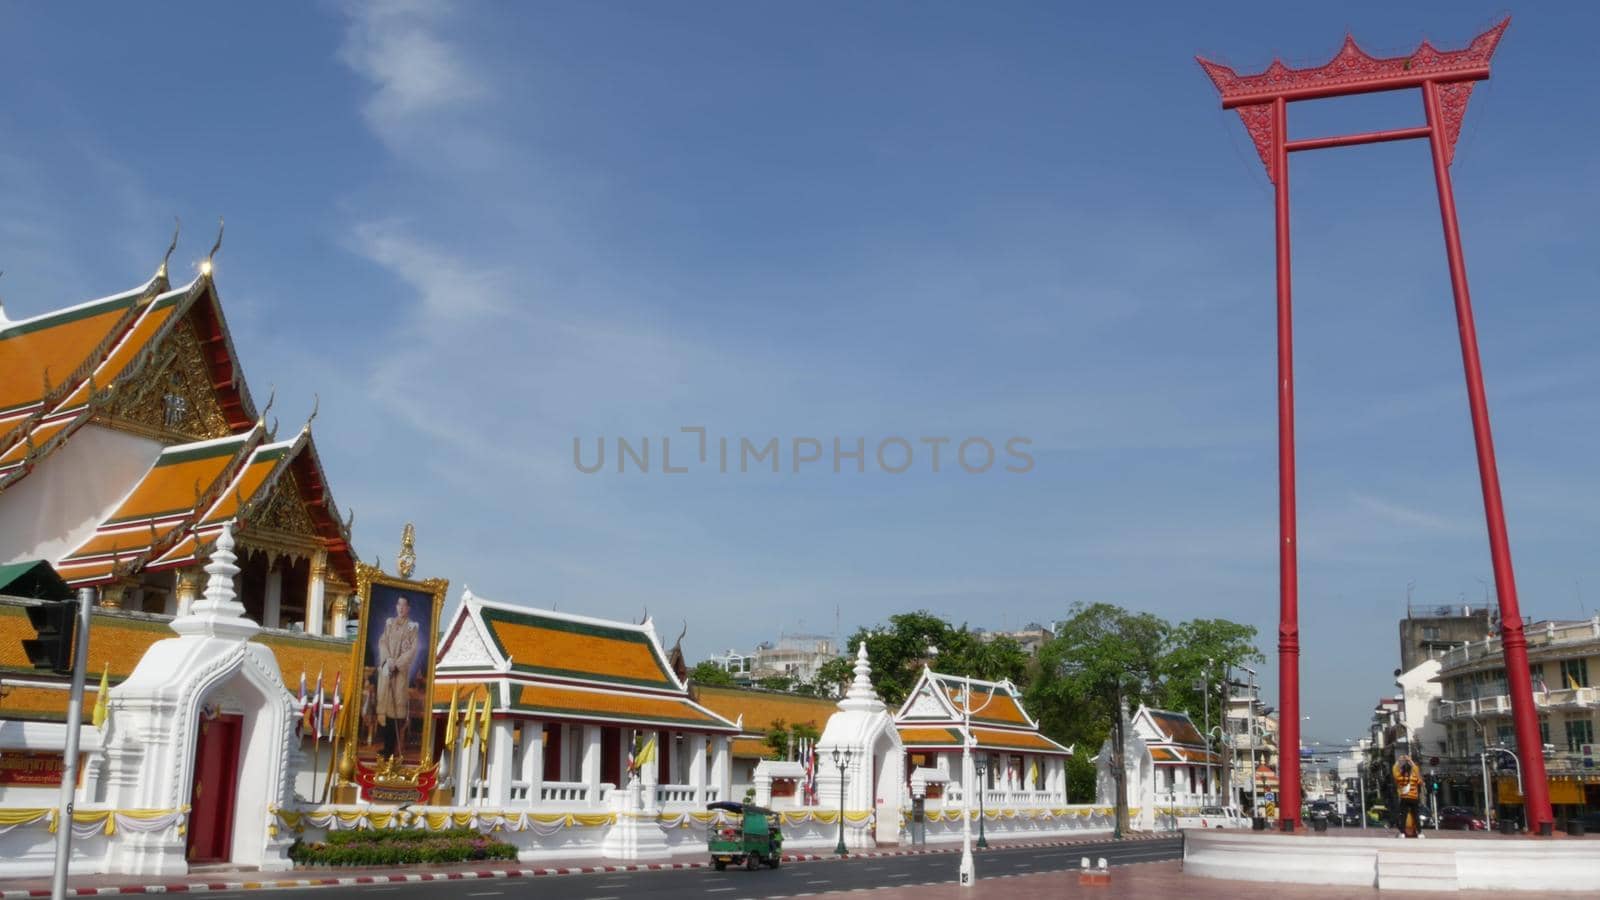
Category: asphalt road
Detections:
[{"x1": 204, "y1": 838, "x2": 1183, "y2": 900}]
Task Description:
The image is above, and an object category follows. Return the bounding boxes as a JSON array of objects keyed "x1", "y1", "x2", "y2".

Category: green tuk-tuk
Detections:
[{"x1": 706, "y1": 801, "x2": 783, "y2": 871}]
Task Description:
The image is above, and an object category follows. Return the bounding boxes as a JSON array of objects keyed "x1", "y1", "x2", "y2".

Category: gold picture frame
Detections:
[{"x1": 345, "y1": 560, "x2": 448, "y2": 785}]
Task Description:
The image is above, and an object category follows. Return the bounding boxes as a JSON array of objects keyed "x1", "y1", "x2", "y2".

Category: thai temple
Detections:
[{"x1": 0, "y1": 252, "x2": 1181, "y2": 877}]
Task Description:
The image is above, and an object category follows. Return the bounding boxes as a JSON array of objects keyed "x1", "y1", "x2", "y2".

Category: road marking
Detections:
[
  {"x1": 806, "y1": 879, "x2": 831, "y2": 884},
  {"x1": 887, "y1": 873, "x2": 910, "y2": 878},
  {"x1": 467, "y1": 893, "x2": 503, "y2": 897},
  {"x1": 707, "y1": 888, "x2": 736, "y2": 893}
]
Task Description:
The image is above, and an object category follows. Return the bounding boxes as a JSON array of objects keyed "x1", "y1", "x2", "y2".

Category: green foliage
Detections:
[
  {"x1": 755, "y1": 675, "x2": 794, "y2": 692},
  {"x1": 690, "y1": 660, "x2": 737, "y2": 687},
  {"x1": 763, "y1": 718, "x2": 822, "y2": 759},
  {"x1": 1023, "y1": 602, "x2": 1262, "y2": 758},
  {"x1": 288, "y1": 828, "x2": 517, "y2": 867},
  {"x1": 843, "y1": 611, "x2": 1028, "y2": 708},
  {"x1": 1065, "y1": 754, "x2": 1098, "y2": 803},
  {"x1": 811, "y1": 656, "x2": 855, "y2": 698}
]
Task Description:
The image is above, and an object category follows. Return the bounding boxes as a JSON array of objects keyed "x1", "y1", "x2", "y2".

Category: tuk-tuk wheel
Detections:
[
  {"x1": 767, "y1": 853, "x2": 781, "y2": 869},
  {"x1": 745, "y1": 853, "x2": 760, "y2": 871},
  {"x1": 713, "y1": 860, "x2": 726, "y2": 871}
]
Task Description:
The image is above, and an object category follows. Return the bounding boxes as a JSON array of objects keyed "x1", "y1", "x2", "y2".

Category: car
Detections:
[
  {"x1": 1306, "y1": 800, "x2": 1337, "y2": 821},
  {"x1": 1438, "y1": 806, "x2": 1486, "y2": 831},
  {"x1": 1177, "y1": 806, "x2": 1247, "y2": 829},
  {"x1": 1341, "y1": 811, "x2": 1364, "y2": 827}
]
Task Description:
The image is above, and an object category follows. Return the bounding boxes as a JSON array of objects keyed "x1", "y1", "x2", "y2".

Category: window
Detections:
[
  {"x1": 1566, "y1": 719, "x2": 1594, "y2": 753},
  {"x1": 1496, "y1": 724, "x2": 1515, "y2": 747},
  {"x1": 1539, "y1": 719, "x2": 1551, "y2": 746},
  {"x1": 1559, "y1": 658, "x2": 1590, "y2": 689},
  {"x1": 1422, "y1": 626, "x2": 1441, "y2": 640},
  {"x1": 1530, "y1": 662, "x2": 1545, "y2": 689}
]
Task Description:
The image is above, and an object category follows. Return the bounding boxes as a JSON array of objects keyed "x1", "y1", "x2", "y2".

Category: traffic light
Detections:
[{"x1": 22, "y1": 600, "x2": 77, "y2": 673}]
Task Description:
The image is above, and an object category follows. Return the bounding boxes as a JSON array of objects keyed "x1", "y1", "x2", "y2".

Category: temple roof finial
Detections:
[
  {"x1": 158, "y1": 217, "x2": 180, "y2": 280},
  {"x1": 200, "y1": 217, "x2": 223, "y2": 278}
]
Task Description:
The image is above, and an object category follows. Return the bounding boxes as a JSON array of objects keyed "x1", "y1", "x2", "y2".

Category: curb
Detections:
[{"x1": 1, "y1": 832, "x2": 1174, "y2": 896}]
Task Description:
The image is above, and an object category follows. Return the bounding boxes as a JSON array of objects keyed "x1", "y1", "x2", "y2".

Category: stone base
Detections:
[{"x1": 1184, "y1": 829, "x2": 1600, "y2": 893}]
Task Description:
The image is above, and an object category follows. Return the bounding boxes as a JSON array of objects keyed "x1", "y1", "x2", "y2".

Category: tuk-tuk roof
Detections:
[{"x1": 706, "y1": 800, "x2": 775, "y2": 816}]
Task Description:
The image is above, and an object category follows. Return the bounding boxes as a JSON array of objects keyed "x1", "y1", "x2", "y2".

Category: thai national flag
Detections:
[
  {"x1": 312, "y1": 670, "x2": 325, "y2": 742},
  {"x1": 298, "y1": 672, "x2": 311, "y2": 737},
  {"x1": 327, "y1": 671, "x2": 343, "y2": 742},
  {"x1": 802, "y1": 739, "x2": 818, "y2": 806}
]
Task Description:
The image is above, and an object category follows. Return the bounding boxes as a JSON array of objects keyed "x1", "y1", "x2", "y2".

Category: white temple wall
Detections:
[{"x1": 0, "y1": 424, "x2": 162, "y2": 565}]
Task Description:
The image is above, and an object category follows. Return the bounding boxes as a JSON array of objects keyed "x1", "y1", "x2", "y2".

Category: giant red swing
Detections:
[{"x1": 1199, "y1": 18, "x2": 1554, "y2": 835}]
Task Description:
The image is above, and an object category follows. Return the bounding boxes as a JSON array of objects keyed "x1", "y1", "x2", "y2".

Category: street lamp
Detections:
[
  {"x1": 973, "y1": 758, "x2": 989, "y2": 849},
  {"x1": 956, "y1": 675, "x2": 998, "y2": 889},
  {"x1": 830, "y1": 747, "x2": 852, "y2": 856}
]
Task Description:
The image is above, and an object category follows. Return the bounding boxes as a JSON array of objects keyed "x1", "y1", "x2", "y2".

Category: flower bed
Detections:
[{"x1": 288, "y1": 828, "x2": 518, "y2": 867}]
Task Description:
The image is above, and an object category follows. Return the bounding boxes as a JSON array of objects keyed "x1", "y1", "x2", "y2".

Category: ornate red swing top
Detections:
[{"x1": 1198, "y1": 18, "x2": 1509, "y2": 177}]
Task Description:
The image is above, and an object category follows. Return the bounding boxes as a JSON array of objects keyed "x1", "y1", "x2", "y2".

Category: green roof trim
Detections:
[{"x1": 0, "y1": 288, "x2": 145, "y2": 341}]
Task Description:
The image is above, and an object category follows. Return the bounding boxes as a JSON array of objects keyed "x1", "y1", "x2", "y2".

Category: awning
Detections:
[{"x1": 0, "y1": 561, "x2": 72, "y2": 600}]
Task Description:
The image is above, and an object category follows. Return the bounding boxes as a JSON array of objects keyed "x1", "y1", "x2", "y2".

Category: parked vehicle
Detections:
[
  {"x1": 707, "y1": 801, "x2": 783, "y2": 871},
  {"x1": 1177, "y1": 806, "x2": 1247, "y2": 829},
  {"x1": 1341, "y1": 811, "x2": 1364, "y2": 827},
  {"x1": 1438, "y1": 806, "x2": 1486, "y2": 831}
]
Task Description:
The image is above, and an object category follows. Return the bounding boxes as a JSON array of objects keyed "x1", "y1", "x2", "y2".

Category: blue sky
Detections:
[{"x1": 1, "y1": 2, "x2": 1595, "y2": 742}]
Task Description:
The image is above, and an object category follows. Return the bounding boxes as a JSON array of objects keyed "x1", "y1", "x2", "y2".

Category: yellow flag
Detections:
[
  {"x1": 477, "y1": 690, "x2": 492, "y2": 745},
  {"x1": 460, "y1": 693, "x2": 478, "y2": 749},
  {"x1": 91, "y1": 664, "x2": 110, "y2": 728},
  {"x1": 442, "y1": 685, "x2": 459, "y2": 749},
  {"x1": 1027, "y1": 759, "x2": 1039, "y2": 787},
  {"x1": 635, "y1": 734, "x2": 657, "y2": 768},
  {"x1": 1568, "y1": 673, "x2": 1581, "y2": 691}
]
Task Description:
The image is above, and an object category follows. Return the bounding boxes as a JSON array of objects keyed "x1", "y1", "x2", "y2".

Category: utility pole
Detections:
[{"x1": 50, "y1": 586, "x2": 94, "y2": 900}]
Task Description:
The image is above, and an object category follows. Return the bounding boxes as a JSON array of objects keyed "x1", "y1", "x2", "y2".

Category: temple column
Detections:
[
  {"x1": 582, "y1": 725, "x2": 603, "y2": 806},
  {"x1": 263, "y1": 562, "x2": 283, "y2": 629},
  {"x1": 488, "y1": 717, "x2": 515, "y2": 806},
  {"x1": 711, "y1": 735, "x2": 732, "y2": 804},
  {"x1": 688, "y1": 733, "x2": 708, "y2": 805},
  {"x1": 172, "y1": 567, "x2": 203, "y2": 617},
  {"x1": 305, "y1": 550, "x2": 327, "y2": 636},
  {"x1": 518, "y1": 721, "x2": 544, "y2": 806},
  {"x1": 328, "y1": 591, "x2": 349, "y2": 637}
]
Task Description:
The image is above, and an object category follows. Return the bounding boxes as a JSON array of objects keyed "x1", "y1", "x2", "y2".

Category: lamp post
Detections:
[
  {"x1": 830, "y1": 747, "x2": 852, "y2": 856},
  {"x1": 974, "y1": 759, "x2": 989, "y2": 848},
  {"x1": 956, "y1": 675, "x2": 998, "y2": 888}
]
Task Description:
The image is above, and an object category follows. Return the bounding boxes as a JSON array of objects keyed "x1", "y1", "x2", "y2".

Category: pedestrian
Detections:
[{"x1": 1392, "y1": 755, "x2": 1422, "y2": 838}]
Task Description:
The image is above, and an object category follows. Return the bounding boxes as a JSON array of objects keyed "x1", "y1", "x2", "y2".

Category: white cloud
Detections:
[
  {"x1": 349, "y1": 220, "x2": 506, "y2": 321},
  {"x1": 337, "y1": 0, "x2": 487, "y2": 154}
]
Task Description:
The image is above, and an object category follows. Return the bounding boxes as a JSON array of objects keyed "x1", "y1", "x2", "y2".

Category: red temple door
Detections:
[{"x1": 186, "y1": 714, "x2": 242, "y2": 864}]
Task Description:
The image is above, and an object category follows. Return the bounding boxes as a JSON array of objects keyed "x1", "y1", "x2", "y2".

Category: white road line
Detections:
[
  {"x1": 887, "y1": 873, "x2": 910, "y2": 879},
  {"x1": 707, "y1": 888, "x2": 736, "y2": 893},
  {"x1": 806, "y1": 879, "x2": 831, "y2": 884},
  {"x1": 466, "y1": 893, "x2": 503, "y2": 897}
]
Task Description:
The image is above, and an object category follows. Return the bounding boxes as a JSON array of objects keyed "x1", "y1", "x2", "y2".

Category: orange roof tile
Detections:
[
  {"x1": 896, "y1": 724, "x2": 1070, "y2": 755},
  {"x1": 0, "y1": 287, "x2": 146, "y2": 417},
  {"x1": 1147, "y1": 709, "x2": 1206, "y2": 746},
  {"x1": 934, "y1": 675, "x2": 1030, "y2": 727},
  {"x1": 505, "y1": 683, "x2": 735, "y2": 731},
  {"x1": 0, "y1": 419, "x2": 70, "y2": 467},
  {"x1": 101, "y1": 437, "x2": 250, "y2": 525},
  {"x1": 475, "y1": 606, "x2": 676, "y2": 690},
  {"x1": 57, "y1": 290, "x2": 185, "y2": 410},
  {"x1": 732, "y1": 737, "x2": 774, "y2": 759},
  {"x1": 691, "y1": 685, "x2": 837, "y2": 735}
]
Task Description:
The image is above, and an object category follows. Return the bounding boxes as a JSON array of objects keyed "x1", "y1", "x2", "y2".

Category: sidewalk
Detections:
[
  {"x1": 0, "y1": 832, "x2": 1169, "y2": 897},
  {"x1": 843, "y1": 860, "x2": 1579, "y2": 900}
]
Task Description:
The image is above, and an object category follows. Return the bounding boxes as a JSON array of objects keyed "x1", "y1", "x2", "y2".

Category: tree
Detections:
[
  {"x1": 811, "y1": 656, "x2": 855, "y2": 698},
  {"x1": 845, "y1": 611, "x2": 997, "y2": 708},
  {"x1": 1153, "y1": 617, "x2": 1265, "y2": 731},
  {"x1": 764, "y1": 718, "x2": 822, "y2": 759},
  {"x1": 689, "y1": 660, "x2": 736, "y2": 687},
  {"x1": 1025, "y1": 602, "x2": 1169, "y2": 754},
  {"x1": 755, "y1": 675, "x2": 794, "y2": 693}
]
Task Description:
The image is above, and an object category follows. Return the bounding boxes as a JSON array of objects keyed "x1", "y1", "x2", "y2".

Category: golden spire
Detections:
[
  {"x1": 158, "y1": 217, "x2": 180, "y2": 280},
  {"x1": 397, "y1": 523, "x2": 416, "y2": 578}
]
